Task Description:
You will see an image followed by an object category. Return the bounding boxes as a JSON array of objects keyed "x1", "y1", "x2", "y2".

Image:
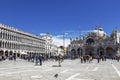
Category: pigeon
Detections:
[{"x1": 54, "y1": 74, "x2": 58, "y2": 78}]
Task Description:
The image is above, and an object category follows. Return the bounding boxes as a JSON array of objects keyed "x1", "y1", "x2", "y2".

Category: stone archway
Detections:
[
  {"x1": 5, "y1": 51, "x2": 9, "y2": 57},
  {"x1": 17, "y1": 51, "x2": 20, "y2": 57},
  {"x1": 9, "y1": 51, "x2": 13, "y2": 55},
  {"x1": 0, "y1": 50, "x2": 4, "y2": 56},
  {"x1": 77, "y1": 48, "x2": 82, "y2": 57},
  {"x1": 85, "y1": 46, "x2": 94, "y2": 56},
  {"x1": 13, "y1": 51, "x2": 17, "y2": 58},
  {"x1": 97, "y1": 47, "x2": 104, "y2": 56},
  {"x1": 71, "y1": 49, "x2": 76, "y2": 58},
  {"x1": 86, "y1": 38, "x2": 95, "y2": 45},
  {"x1": 106, "y1": 47, "x2": 114, "y2": 57}
]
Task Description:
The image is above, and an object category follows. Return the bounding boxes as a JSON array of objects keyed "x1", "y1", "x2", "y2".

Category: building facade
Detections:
[
  {"x1": 67, "y1": 27, "x2": 120, "y2": 58},
  {"x1": 51, "y1": 44, "x2": 58, "y2": 56},
  {"x1": 57, "y1": 46, "x2": 66, "y2": 56},
  {"x1": 0, "y1": 24, "x2": 45, "y2": 57},
  {"x1": 40, "y1": 33, "x2": 53, "y2": 58}
]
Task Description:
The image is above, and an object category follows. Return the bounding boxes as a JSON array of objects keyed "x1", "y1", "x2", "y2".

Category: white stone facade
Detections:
[
  {"x1": 40, "y1": 33, "x2": 53, "y2": 57},
  {"x1": 57, "y1": 47, "x2": 64, "y2": 56},
  {"x1": 51, "y1": 44, "x2": 58, "y2": 56},
  {"x1": 0, "y1": 24, "x2": 45, "y2": 56}
]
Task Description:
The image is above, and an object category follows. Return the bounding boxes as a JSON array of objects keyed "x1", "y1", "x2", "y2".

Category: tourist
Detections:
[{"x1": 39, "y1": 54, "x2": 42, "y2": 65}]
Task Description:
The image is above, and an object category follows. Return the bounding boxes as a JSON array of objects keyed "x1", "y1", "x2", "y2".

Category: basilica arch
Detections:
[
  {"x1": 77, "y1": 48, "x2": 83, "y2": 57},
  {"x1": 86, "y1": 37, "x2": 95, "y2": 45},
  {"x1": 97, "y1": 47, "x2": 104, "y2": 56},
  {"x1": 71, "y1": 49, "x2": 77, "y2": 58},
  {"x1": 85, "y1": 46, "x2": 94, "y2": 56},
  {"x1": 106, "y1": 47, "x2": 114, "y2": 57},
  {"x1": 85, "y1": 38, "x2": 95, "y2": 56}
]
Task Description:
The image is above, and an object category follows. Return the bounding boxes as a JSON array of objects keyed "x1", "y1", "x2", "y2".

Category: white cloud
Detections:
[
  {"x1": 40, "y1": 33, "x2": 70, "y2": 47},
  {"x1": 55, "y1": 35, "x2": 63, "y2": 38},
  {"x1": 40, "y1": 33, "x2": 47, "y2": 36},
  {"x1": 52, "y1": 35, "x2": 70, "y2": 47}
]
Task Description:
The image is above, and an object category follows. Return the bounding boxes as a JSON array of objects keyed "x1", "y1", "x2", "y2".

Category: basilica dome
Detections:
[{"x1": 92, "y1": 28, "x2": 106, "y2": 38}]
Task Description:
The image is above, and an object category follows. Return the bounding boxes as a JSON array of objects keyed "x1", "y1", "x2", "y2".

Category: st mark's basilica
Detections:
[{"x1": 67, "y1": 27, "x2": 120, "y2": 58}]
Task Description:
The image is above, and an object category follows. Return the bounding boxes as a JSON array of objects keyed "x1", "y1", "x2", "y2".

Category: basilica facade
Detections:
[{"x1": 67, "y1": 28, "x2": 120, "y2": 58}]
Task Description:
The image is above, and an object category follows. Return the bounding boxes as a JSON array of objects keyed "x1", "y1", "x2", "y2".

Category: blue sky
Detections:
[{"x1": 0, "y1": 0, "x2": 120, "y2": 37}]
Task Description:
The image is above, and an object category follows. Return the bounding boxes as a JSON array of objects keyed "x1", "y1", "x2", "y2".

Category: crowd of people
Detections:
[
  {"x1": 0, "y1": 54, "x2": 16, "y2": 61},
  {"x1": 79, "y1": 55, "x2": 120, "y2": 63},
  {"x1": 0, "y1": 53, "x2": 64, "y2": 66},
  {"x1": 0, "y1": 53, "x2": 120, "y2": 66}
]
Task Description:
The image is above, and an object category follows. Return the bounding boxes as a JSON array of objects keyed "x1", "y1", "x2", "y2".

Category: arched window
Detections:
[{"x1": 86, "y1": 38, "x2": 94, "y2": 45}]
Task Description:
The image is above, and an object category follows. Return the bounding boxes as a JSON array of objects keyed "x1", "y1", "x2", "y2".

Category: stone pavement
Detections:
[{"x1": 0, "y1": 59, "x2": 120, "y2": 80}]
